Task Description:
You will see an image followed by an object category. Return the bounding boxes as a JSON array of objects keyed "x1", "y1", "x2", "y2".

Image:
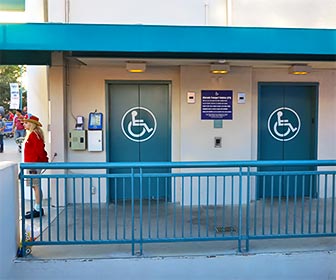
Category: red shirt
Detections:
[
  {"x1": 8, "y1": 112, "x2": 14, "y2": 121},
  {"x1": 24, "y1": 131, "x2": 49, "y2": 163},
  {"x1": 14, "y1": 115, "x2": 24, "y2": 130}
]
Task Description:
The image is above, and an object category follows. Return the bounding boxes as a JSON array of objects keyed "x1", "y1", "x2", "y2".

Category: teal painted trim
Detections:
[
  {"x1": 0, "y1": 23, "x2": 335, "y2": 57},
  {"x1": 0, "y1": 0, "x2": 25, "y2": 11}
]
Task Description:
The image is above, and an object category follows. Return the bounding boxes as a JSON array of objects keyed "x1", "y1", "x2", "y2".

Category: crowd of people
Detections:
[{"x1": 0, "y1": 106, "x2": 28, "y2": 152}]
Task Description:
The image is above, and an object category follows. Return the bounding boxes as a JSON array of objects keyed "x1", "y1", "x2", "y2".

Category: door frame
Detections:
[
  {"x1": 105, "y1": 80, "x2": 172, "y2": 201},
  {"x1": 257, "y1": 82, "x2": 319, "y2": 198}
]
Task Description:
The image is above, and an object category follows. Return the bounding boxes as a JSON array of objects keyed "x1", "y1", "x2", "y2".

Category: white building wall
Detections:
[
  {"x1": 64, "y1": 65, "x2": 336, "y2": 164},
  {"x1": 23, "y1": 0, "x2": 50, "y2": 200},
  {"x1": 231, "y1": 0, "x2": 336, "y2": 28},
  {"x1": 47, "y1": 0, "x2": 336, "y2": 28},
  {"x1": 315, "y1": 70, "x2": 336, "y2": 159},
  {"x1": 24, "y1": 0, "x2": 49, "y2": 145},
  {"x1": 180, "y1": 65, "x2": 252, "y2": 161},
  {"x1": 49, "y1": 0, "x2": 219, "y2": 25},
  {"x1": 0, "y1": 162, "x2": 19, "y2": 276}
]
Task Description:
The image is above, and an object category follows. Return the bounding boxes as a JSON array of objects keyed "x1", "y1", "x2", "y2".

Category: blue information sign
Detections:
[{"x1": 201, "y1": 90, "x2": 233, "y2": 120}]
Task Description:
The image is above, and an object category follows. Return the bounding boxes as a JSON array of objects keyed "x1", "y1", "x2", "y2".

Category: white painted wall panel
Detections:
[
  {"x1": 180, "y1": 66, "x2": 252, "y2": 161},
  {"x1": 232, "y1": 0, "x2": 336, "y2": 28},
  {"x1": 47, "y1": 0, "x2": 336, "y2": 28}
]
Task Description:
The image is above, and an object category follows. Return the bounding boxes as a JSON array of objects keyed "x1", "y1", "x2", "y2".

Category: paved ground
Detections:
[
  {"x1": 8, "y1": 250, "x2": 336, "y2": 280},
  {"x1": 27, "y1": 199, "x2": 336, "y2": 259},
  {"x1": 0, "y1": 137, "x2": 21, "y2": 163}
]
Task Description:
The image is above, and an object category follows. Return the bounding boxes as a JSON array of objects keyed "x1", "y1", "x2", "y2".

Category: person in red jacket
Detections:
[{"x1": 23, "y1": 114, "x2": 49, "y2": 219}]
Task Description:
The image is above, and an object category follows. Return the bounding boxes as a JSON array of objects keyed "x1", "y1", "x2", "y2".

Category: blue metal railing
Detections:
[{"x1": 19, "y1": 160, "x2": 336, "y2": 257}]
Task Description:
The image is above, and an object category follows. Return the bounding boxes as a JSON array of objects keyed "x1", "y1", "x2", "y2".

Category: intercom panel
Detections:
[
  {"x1": 88, "y1": 112, "x2": 103, "y2": 130},
  {"x1": 69, "y1": 130, "x2": 86, "y2": 150}
]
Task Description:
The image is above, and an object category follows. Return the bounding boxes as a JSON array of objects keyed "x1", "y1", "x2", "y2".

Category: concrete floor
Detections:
[
  {"x1": 0, "y1": 137, "x2": 21, "y2": 162},
  {"x1": 9, "y1": 250, "x2": 336, "y2": 280},
  {"x1": 23, "y1": 198, "x2": 336, "y2": 260}
]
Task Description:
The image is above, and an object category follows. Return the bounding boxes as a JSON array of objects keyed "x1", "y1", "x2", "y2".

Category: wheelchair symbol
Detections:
[
  {"x1": 267, "y1": 107, "x2": 301, "y2": 142},
  {"x1": 121, "y1": 107, "x2": 157, "y2": 142}
]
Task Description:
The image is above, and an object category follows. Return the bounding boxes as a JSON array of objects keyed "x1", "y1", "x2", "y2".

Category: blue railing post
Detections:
[
  {"x1": 238, "y1": 167, "x2": 243, "y2": 252},
  {"x1": 139, "y1": 167, "x2": 143, "y2": 256},
  {"x1": 245, "y1": 166, "x2": 251, "y2": 252},
  {"x1": 131, "y1": 167, "x2": 135, "y2": 256},
  {"x1": 20, "y1": 167, "x2": 27, "y2": 257},
  {"x1": 332, "y1": 174, "x2": 335, "y2": 233}
]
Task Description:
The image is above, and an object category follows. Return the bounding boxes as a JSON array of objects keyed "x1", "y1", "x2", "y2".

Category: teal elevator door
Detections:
[
  {"x1": 108, "y1": 83, "x2": 171, "y2": 201},
  {"x1": 258, "y1": 83, "x2": 317, "y2": 198}
]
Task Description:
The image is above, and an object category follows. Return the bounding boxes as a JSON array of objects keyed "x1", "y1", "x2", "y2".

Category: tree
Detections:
[{"x1": 0, "y1": 65, "x2": 27, "y2": 114}]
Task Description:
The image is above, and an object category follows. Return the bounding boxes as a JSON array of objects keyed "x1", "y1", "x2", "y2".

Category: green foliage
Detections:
[{"x1": 0, "y1": 65, "x2": 27, "y2": 113}]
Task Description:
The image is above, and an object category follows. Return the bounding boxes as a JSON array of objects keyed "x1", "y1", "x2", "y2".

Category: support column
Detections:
[
  {"x1": 49, "y1": 52, "x2": 67, "y2": 163},
  {"x1": 48, "y1": 52, "x2": 67, "y2": 206},
  {"x1": 25, "y1": 66, "x2": 50, "y2": 200}
]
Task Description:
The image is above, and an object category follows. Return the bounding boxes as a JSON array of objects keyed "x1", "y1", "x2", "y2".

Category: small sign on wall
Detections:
[{"x1": 201, "y1": 90, "x2": 233, "y2": 120}]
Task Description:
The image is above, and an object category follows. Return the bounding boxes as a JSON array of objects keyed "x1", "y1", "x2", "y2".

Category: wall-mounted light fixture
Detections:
[
  {"x1": 289, "y1": 64, "x2": 311, "y2": 75},
  {"x1": 210, "y1": 64, "x2": 230, "y2": 74},
  {"x1": 126, "y1": 62, "x2": 146, "y2": 73}
]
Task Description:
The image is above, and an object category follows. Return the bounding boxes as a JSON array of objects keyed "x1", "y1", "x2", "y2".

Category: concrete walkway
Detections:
[
  {"x1": 7, "y1": 250, "x2": 336, "y2": 280},
  {"x1": 0, "y1": 137, "x2": 21, "y2": 163},
  {"x1": 27, "y1": 200, "x2": 336, "y2": 259}
]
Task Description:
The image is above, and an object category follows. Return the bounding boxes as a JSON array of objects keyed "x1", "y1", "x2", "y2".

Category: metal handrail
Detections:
[{"x1": 19, "y1": 160, "x2": 336, "y2": 257}]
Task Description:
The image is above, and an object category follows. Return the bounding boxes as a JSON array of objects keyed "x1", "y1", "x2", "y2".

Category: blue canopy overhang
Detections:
[{"x1": 0, "y1": 23, "x2": 335, "y2": 65}]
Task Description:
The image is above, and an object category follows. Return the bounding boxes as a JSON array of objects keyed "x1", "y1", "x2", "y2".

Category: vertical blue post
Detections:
[
  {"x1": 139, "y1": 168, "x2": 143, "y2": 255},
  {"x1": 238, "y1": 167, "x2": 242, "y2": 252},
  {"x1": 245, "y1": 167, "x2": 250, "y2": 252},
  {"x1": 332, "y1": 174, "x2": 335, "y2": 232},
  {"x1": 131, "y1": 168, "x2": 135, "y2": 255},
  {"x1": 20, "y1": 166, "x2": 27, "y2": 256}
]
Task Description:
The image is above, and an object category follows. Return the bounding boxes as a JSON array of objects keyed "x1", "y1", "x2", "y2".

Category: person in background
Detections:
[
  {"x1": 12, "y1": 109, "x2": 26, "y2": 138},
  {"x1": 6, "y1": 110, "x2": 14, "y2": 121},
  {"x1": 12, "y1": 109, "x2": 26, "y2": 152},
  {"x1": 0, "y1": 114, "x2": 5, "y2": 152},
  {"x1": 22, "y1": 106, "x2": 28, "y2": 116},
  {"x1": 23, "y1": 114, "x2": 49, "y2": 219}
]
